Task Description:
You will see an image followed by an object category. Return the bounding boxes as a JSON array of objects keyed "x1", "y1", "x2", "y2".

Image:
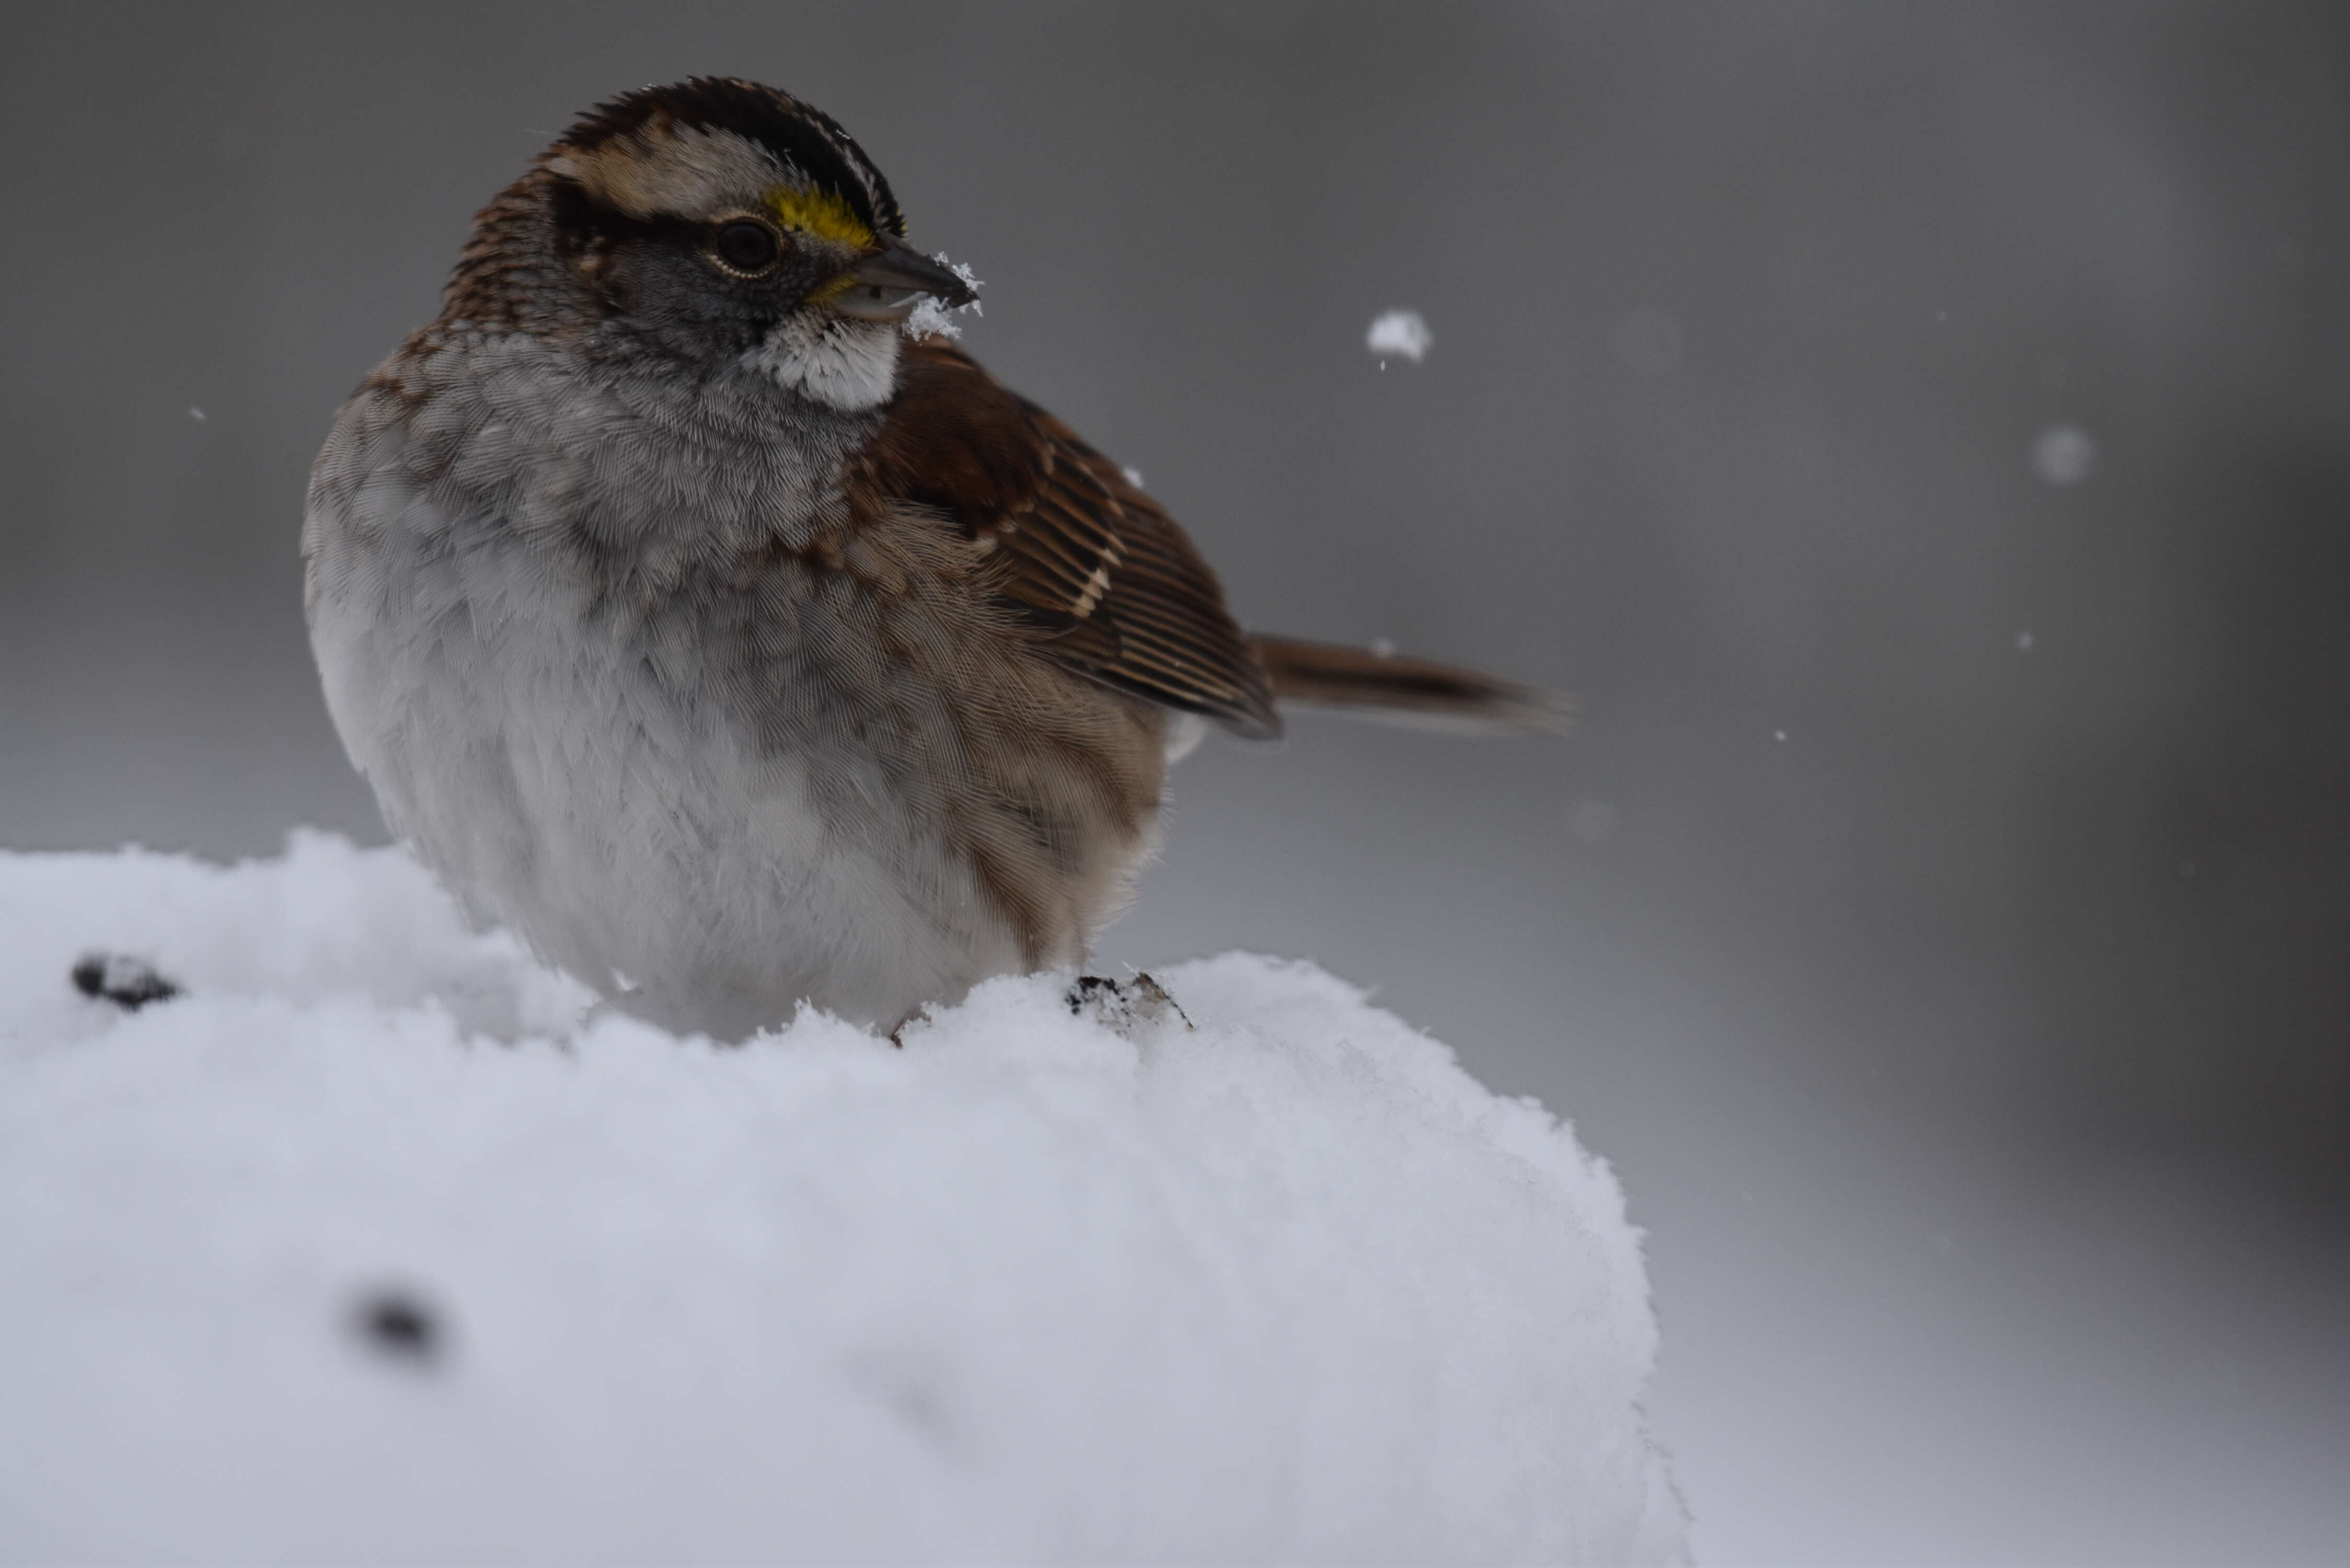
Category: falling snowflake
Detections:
[
  {"x1": 1366, "y1": 309, "x2": 1433, "y2": 364},
  {"x1": 2030, "y1": 425, "x2": 2097, "y2": 486}
]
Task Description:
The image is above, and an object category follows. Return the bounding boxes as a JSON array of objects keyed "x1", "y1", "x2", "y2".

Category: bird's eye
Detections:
[{"x1": 710, "y1": 219, "x2": 781, "y2": 276}]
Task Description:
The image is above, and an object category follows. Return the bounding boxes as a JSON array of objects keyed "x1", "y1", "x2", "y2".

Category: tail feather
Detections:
[{"x1": 1246, "y1": 635, "x2": 1573, "y2": 735}]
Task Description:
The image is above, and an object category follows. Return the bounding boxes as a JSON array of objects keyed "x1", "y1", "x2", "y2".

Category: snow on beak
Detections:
[{"x1": 828, "y1": 239, "x2": 978, "y2": 321}]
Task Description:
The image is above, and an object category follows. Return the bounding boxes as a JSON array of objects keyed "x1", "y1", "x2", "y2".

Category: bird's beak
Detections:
[{"x1": 827, "y1": 239, "x2": 977, "y2": 321}]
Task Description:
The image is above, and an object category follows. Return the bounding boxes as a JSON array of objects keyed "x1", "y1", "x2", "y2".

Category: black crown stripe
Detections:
[{"x1": 562, "y1": 77, "x2": 906, "y2": 239}]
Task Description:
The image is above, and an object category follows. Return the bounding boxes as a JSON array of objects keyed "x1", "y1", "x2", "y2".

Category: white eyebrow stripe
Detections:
[{"x1": 551, "y1": 123, "x2": 790, "y2": 221}]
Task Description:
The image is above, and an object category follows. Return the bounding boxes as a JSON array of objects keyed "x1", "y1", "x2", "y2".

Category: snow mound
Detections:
[{"x1": 0, "y1": 833, "x2": 1681, "y2": 1565}]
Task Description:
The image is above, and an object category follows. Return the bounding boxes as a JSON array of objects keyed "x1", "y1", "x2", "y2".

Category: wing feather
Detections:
[{"x1": 853, "y1": 339, "x2": 1280, "y2": 737}]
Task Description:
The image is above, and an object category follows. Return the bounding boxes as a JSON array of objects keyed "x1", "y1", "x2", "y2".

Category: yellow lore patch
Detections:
[{"x1": 765, "y1": 186, "x2": 876, "y2": 251}]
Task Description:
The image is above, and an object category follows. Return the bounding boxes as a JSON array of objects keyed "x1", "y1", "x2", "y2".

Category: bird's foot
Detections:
[{"x1": 1066, "y1": 972, "x2": 1192, "y2": 1036}]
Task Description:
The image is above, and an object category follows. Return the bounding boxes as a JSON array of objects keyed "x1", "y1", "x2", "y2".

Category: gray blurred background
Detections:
[{"x1": 5, "y1": 2, "x2": 2348, "y2": 1560}]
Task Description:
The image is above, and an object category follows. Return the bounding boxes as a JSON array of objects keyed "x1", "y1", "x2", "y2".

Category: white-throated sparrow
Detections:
[{"x1": 304, "y1": 78, "x2": 1564, "y2": 1039}]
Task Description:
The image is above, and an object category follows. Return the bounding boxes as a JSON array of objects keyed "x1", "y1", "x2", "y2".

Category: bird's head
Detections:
[{"x1": 455, "y1": 77, "x2": 975, "y2": 409}]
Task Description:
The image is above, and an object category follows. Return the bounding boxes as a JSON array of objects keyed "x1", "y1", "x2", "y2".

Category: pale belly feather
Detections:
[{"x1": 309, "y1": 517, "x2": 1035, "y2": 1037}]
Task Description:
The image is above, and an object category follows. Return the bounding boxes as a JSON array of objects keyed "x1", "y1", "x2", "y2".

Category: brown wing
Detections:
[{"x1": 853, "y1": 339, "x2": 1281, "y2": 738}]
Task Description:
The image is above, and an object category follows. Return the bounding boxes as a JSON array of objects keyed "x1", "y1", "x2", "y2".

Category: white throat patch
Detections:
[{"x1": 745, "y1": 313, "x2": 901, "y2": 411}]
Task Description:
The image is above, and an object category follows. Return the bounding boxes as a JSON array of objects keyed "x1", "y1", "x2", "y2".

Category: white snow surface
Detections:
[
  {"x1": 0, "y1": 833, "x2": 1680, "y2": 1565},
  {"x1": 1366, "y1": 308, "x2": 1434, "y2": 363}
]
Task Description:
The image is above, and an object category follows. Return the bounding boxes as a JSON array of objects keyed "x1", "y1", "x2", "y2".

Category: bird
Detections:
[{"x1": 304, "y1": 77, "x2": 1566, "y2": 1041}]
